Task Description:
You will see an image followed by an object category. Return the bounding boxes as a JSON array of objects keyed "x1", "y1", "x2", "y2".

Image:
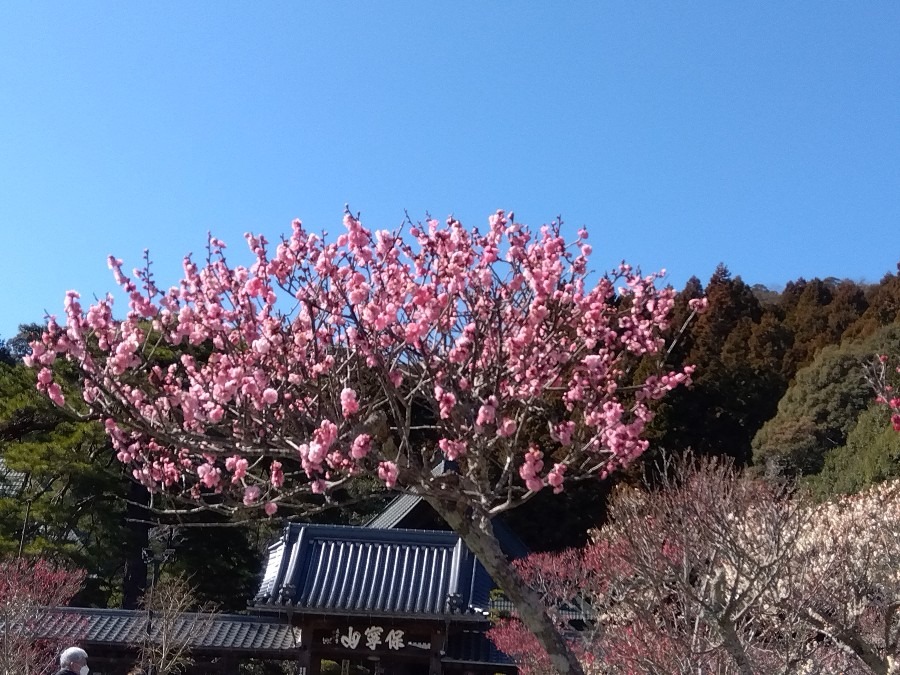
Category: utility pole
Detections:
[{"x1": 141, "y1": 544, "x2": 175, "y2": 675}]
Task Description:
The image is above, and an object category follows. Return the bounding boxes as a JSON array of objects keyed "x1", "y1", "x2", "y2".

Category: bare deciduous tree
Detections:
[
  {"x1": 138, "y1": 574, "x2": 216, "y2": 675},
  {"x1": 491, "y1": 459, "x2": 900, "y2": 674}
]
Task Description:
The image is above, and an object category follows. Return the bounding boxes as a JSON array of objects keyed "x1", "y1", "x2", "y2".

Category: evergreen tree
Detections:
[
  {"x1": 809, "y1": 403, "x2": 900, "y2": 498},
  {"x1": 0, "y1": 356, "x2": 130, "y2": 605},
  {"x1": 778, "y1": 278, "x2": 868, "y2": 373},
  {"x1": 647, "y1": 265, "x2": 781, "y2": 464},
  {"x1": 751, "y1": 324, "x2": 900, "y2": 477},
  {"x1": 843, "y1": 267, "x2": 900, "y2": 340}
]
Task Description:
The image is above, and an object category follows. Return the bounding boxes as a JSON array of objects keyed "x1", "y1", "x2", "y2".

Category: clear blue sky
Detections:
[{"x1": 1, "y1": 2, "x2": 898, "y2": 340}]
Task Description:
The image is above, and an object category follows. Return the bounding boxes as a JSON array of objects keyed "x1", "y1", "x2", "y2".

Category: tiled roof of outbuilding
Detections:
[
  {"x1": 36, "y1": 607, "x2": 301, "y2": 653},
  {"x1": 365, "y1": 471, "x2": 531, "y2": 565},
  {"x1": 253, "y1": 523, "x2": 494, "y2": 620},
  {"x1": 33, "y1": 607, "x2": 517, "y2": 667},
  {"x1": 364, "y1": 462, "x2": 455, "y2": 530},
  {"x1": 0, "y1": 457, "x2": 26, "y2": 497}
]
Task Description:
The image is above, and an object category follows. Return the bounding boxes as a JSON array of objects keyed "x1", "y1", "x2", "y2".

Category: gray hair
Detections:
[{"x1": 60, "y1": 647, "x2": 88, "y2": 666}]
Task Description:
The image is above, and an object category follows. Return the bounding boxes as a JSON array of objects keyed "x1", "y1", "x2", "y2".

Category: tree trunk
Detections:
[
  {"x1": 427, "y1": 496, "x2": 587, "y2": 675},
  {"x1": 715, "y1": 618, "x2": 755, "y2": 675},
  {"x1": 799, "y1": 608, "x2": 888, "y2": 675}
]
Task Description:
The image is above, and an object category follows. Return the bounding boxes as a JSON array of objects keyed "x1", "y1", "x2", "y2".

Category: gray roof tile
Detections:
[
  {"x1": 37, "y1": 608, "x2": 301, "y2": 652},
  {"x1": 35, "y1": 608, "x2": 516, "y2": 667},
  {"x1": 0, "y1": 457, "x2": 26, "y2": 497}
]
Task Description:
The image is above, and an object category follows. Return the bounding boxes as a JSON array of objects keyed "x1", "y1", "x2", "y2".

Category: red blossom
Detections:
[{"x1": 0, "y1": 557, "x2": 85, "y2": 674}]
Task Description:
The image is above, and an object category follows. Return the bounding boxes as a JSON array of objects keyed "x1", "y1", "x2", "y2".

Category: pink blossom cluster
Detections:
[
  {"x1": 869, "y1": 354, "x2": 900, "y2": 432},
  {"x1": 29, "y1": 209, "x2": 696, "y2": 512}
]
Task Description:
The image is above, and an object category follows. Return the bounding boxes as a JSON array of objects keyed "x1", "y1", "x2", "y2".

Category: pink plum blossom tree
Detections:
[
  {"x1": 869, "y1": 353, "x2": 900, "y2": 433},
  {"x1": 27, "y1": 209, "x2": 700, "y2": 674}
]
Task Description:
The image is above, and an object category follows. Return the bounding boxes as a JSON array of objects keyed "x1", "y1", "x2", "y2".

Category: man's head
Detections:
[{"x1": 59, "y1": 646, "x2": 88, "y2": 672}]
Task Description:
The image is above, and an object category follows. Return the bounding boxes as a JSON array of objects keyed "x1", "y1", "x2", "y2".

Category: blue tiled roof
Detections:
[
  {"x1": 253, "y1": 523, "x2": 494, "y2": 620},
  {"x1": 365, "y1": 492, "x2": 422, "y2": 529},
  {"x1": 366, "y1": 491, "x2": 530, "y2": 561},
  {"x1": 364, "y1": 461, "x2": 456, "y2": 530}
]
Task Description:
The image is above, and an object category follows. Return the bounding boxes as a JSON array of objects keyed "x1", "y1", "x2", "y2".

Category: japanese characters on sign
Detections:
[{"x1": 322, "y1": 625, "x2": 410, "y2": 652}]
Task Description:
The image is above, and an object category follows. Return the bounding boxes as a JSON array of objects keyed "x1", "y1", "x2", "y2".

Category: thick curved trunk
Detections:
[
  {"x1": 427, "y1": 497, "x2": 587, "y2": 675},
  {"x1": 799, "y1": 608, "x2": 888, "y2": 675},
  {"x1": 715, "y1": 618, "x2": 755, "y2": 675}
]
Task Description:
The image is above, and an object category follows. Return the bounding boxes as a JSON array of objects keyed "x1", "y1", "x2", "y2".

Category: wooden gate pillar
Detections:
[
  {"x1": 429, "y1": 628, "x2": 444, "y2": 675},
  {"x1": 297, "y1": 625, "x2": 312, "y2": 675}
]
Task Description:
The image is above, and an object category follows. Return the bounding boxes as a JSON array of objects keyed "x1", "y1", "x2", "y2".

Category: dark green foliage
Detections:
[
  {"x1": 751, "y1": 324, "x2": 900, "y2": 477},
  {"x1": 0, "y1": 358, "x2": 131, "y2": 605},
  {"x1": 749, "y1": 283, "x2": 782, "y2": 306},
  {"x1": 649, "y1": 269, "x2": 881, "y2": 479},
  {"x1": 779, "y1": 278, "x2": 868, "y2": 373},
  {"x1": 162, "y1": 523, "x2": 271, "y2": 612},
  {"x1": 0, "y1": 325, "x2": 40, "y2": 365},
  {"x1": 503, "y1": 477, "x2": 613, "y2": 551},
  {"x1": 746, "y1": 311, "x2": 794, "y2": 379},
  {"x1": 0, "y1": 342, "x2": 13, "y2": 367},
  {"x1": 808, "y1": 403, "x2": 900, "y2": 498}
]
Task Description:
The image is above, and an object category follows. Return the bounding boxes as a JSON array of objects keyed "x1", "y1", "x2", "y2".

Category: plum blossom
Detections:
[
  {"x1": 29, "y1": 208, "x2": 702, "y2": 675},
  {"x1": 340, "y1": 387, "x2": 359, "y2": 417},
  {"x1": 270, "y1": 460, "x2": 284, "y2": 489},
  {"x1": 498, "y1": 418, "x2": 517, "y2": 438},
  {"x1": 434, "y1": 385, "x2": 456, "y2": 420},
  {"x1": 519, "y1": 447, "x2": 545, "y2": 493},
  {"x1": 350, "y1": 434, "x2": 371, "y2": 459},
  {"x1": 197, "y1": 463, "x2": 221, "y2": 489},
  {"x1": 243, "y1": 485, "x2": 261, "y2": 505},
  {"x1": 476, "y1": 396, "x2": 498, "y2": 428},
  {"x1": 226, "y1": 456, "x2": 249, "y2": 482},
  {"x1": 688, "y1": 297, "x2": 710, "y2": 313},
  {"x1": 378, "y1": 461, "x2": 398, "y2": 488},
  {"x1": 547, "y1": 463, "x2": 566, "y2": 494},
  {"x1": 438, "y1": 438, "x2": 467, "y2": 461}
]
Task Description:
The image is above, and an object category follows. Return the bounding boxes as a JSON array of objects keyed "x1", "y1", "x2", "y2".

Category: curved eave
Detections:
[{"x1": 249, "y1": 602, "x2": 491, "y2": 623}]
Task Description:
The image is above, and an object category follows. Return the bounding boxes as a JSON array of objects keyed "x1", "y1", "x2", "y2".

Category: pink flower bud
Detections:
[{"x1": 270, "y1": 460, "x2": 284, "y2": 488}]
